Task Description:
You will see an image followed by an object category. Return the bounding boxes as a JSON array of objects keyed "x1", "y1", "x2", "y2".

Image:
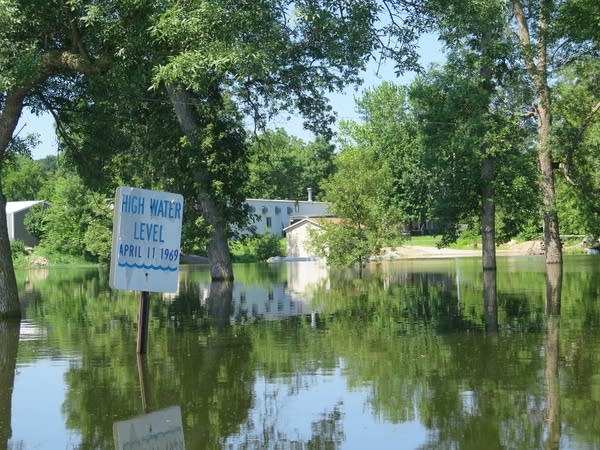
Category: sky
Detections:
[{"x1": 18, "y1": 34, "x2": 444, "y2": 160}]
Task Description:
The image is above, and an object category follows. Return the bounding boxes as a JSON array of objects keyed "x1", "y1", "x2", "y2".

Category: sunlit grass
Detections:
[{"x1": 400, "y1": 234, "x2": 480, "y2": 250}]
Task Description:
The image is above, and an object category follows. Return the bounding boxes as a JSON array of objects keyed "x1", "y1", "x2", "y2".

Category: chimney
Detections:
[{"x1": 307, "y1": 187, "x2": 313, "y2": 202}]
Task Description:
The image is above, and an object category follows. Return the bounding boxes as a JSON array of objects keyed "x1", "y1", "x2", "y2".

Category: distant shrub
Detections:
[
  {"x1": 231, "y1": 234, "x2": 285, "y2": 262},
  {"x1": 10, "y1": 239, "x2": 28, "y2": 260},
  {"x1": 24, "y1": 203, "x2": 48, "y2": 241}
]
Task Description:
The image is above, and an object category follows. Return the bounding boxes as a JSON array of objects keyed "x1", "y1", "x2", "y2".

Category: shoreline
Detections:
[{"x1": 375, "y1": 239, "x2": 593, "y2": 260}]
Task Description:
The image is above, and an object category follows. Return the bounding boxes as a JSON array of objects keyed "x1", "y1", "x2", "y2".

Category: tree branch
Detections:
[
  {"x1": 41, "y1": 50, "x2": 111, "y2": 76},
  {"x1": 511, "y1": 0, "x2": 537, "y2": 79}
]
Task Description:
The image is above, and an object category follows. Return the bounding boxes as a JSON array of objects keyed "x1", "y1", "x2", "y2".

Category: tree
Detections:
[
  {"x1": 552, "y1": 58, "x2": 600, "y2": 238},
  {"x1": 0, "y1": 0, "x2": 123, "y2": 317},
  {"x1": 34, "y1": 170, "x2": 112, "y2": 261},
  {"x1": 345, "y1": 82, "x2": 433, "y2": 232},
  {"x1": 507, "y1": 0, "x2": 600, "y2": 264},
  {"x1": 410, "y1": 56, "x2": 538, "y2": 254},
  {"x1": 1, "y1": 154, "x2": 53, "y2": 201},
  {"x1": 24, "y1": 0, "x2": 428, "y2": 283},
  {"x1": 420, "y1": 0, "x2": 600, "y2": 265},
  {"x1": 315, "y1": 142, "x2": 404, "y2": 268},
  {"x1": 149, "y1": 0, "x2": 425, "y2": 280},
  {"x1": 246, "y1": 129, "x2": 335, "y2": 200}
]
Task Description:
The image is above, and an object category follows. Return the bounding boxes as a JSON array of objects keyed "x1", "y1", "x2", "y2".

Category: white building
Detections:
[
  {"x1": 283, "y1": 218, "x2": 325, "y2": 258},
  {"x1": 245, "y1": 189, "x2": 332, "y2": 237},
  {"x1": 5, "y1": 200, "x2": 48, "y2": 246}
]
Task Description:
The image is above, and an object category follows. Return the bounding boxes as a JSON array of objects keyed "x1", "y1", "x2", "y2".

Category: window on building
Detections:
[{"x1": 266, "y1": 217, "x2": 272, "y2": 228}]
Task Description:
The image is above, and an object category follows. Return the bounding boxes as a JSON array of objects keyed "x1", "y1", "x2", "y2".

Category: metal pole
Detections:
[
  {"x1": 136, "y1": 291, "x2": 150, "y2": 354},
  {"x1": 136, "y1": 353, "x2": 150, "y2": 413}
]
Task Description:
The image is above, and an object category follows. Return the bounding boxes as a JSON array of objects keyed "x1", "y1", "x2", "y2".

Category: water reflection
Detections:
[
  {"x1": 171, "y1": 262, "x2": 330, "y2": 325},
  {"x1": 544, "y1": 264, "x2": 562, "y2": 450},
  {"x1": 0, "y1": 320, "x2": 19, "y2": 450},
  {"x1": 7, "y1": 257, "x2": 600, "y2": 449},
  {"x1": 205, "y1": 280, "x2": 233, "y2": 331},
  {"x1": 483, "y1": 269, "x2": 498, "y2": 332}
]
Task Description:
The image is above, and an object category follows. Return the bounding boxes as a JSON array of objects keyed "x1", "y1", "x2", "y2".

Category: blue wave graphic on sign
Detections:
[{"x1": 118, "y1": 262, "x2": 178, "y2": 272}]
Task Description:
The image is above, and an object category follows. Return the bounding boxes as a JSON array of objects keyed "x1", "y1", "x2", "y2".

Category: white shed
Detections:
[
  {"x1": 283, "y1": 218, "x2": 326, "y2": 258},
  {"x1": 6, "y1": 201, "x2": 48, "y2": 246}
]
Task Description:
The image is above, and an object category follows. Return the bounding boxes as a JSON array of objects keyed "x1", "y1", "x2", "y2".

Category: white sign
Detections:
[
  {"x1": 113, "y1": 406, "x2": 186, "y2": 450},
  {"x1": 109, "y1": 186, "x2": 183, "y2": 293}
]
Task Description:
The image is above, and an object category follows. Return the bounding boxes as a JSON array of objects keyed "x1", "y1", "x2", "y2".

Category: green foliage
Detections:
[
  {"x1": 81, "y1": 194, "x2": 113, "y2": 263},
  {"x1": 349, "y1": 82, "x2": 433, "y2": 225},
  {"x1": 1, "y1": 154, "x2": 53, "y2": 201},
  {"x1": 316, "y1": 145, "x2": 401, "y2": 266},
  {"x1": 409, "y1": 52, "x2": 538, "y2": 246},
  {"x1": 246, "y1": 129, "x2": 334, "y2": 200},
  {"x1": 42, "y1": 174, "x2": 89, "y2": 256},
  {"x1": 23, "y1": 203, "x2": 47, "y2": 242},
  {"x1": 552, "y1": 57, "x2": 600, "y2": 238},
  {"x1": 230, "y1": 234, "x2": 285, "y2": 262},
  {"x1": 149, "y1": 1, "x2": 385, "y2": 138},
  {"x1": 40, "y1": 171, "x2": 112, "y2": 261},
  {"x1": 557, "y1": 0, "x2": 600, "y2": 46},
  {"x1": 310, "y1": 221, "x2": 374, "y2": 267},
  {"x1": 10, "y1": 239, "x2": 27, "y2": 260}
]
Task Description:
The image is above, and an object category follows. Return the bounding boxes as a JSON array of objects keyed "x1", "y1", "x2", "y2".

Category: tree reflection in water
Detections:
[
  {"x1": 0, "y1": 320, "x2": 19, "y2": 450},
  {"x1": 544, "y1": 263, "x2": 562, "y2": 450},
  {"x1": 7, "y1": 259, "x2": 600, "y2": 449},
  {"x1": 483, "y1": 269, "x2": 498, "y2": 333}
]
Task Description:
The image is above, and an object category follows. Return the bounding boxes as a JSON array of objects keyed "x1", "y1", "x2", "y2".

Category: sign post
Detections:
[{"x1": 109, "y1": 186, "x2": 183, "y2": 353}]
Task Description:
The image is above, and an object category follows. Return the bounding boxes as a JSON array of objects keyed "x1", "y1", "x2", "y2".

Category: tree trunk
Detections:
[
  {"x1": 0, "y1": 319, "x2": 20, "y2": 447},
  {"x1": 0, "y1": 194, "x2": 20, "y2": 318},
  {"x1": 481, "y1": 156, "x2": 496, "y2": 271},
  {"x1": 166, "y1": 86, "x2": 234, "y2": 281},
  {"x1": 478, "y1": 27, "x2": 497, "y2": 271},
  {"x1": 538, "y1": 101, "x2": 562, "y2": 264},
  {"x1": 511, "y1": 0, "x2": 563, "y2": 265},
  {"x1": 0, "y1": 89, "x2": 28, "y2": 318}
]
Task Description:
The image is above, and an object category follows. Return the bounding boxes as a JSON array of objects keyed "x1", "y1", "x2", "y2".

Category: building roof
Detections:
[
  {"x1": 245, "y1": 198, "x2": 329, "y2": 205},
  {"x1": 283, "y1": 216, "x2": 341, "y2": 233},
  {"x1": 5, "y1": 200, "x2": 47, "y2": 214}
]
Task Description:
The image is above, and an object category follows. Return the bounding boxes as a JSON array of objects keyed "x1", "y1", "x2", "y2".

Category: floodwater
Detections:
[{"x1": 2, "y1": 255, "x2": 600, "y2": 449}]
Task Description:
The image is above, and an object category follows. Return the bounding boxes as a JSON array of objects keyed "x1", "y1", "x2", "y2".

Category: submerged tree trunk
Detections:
[
  {"x1": 167, "y1": 86, "x2": 234, "y2": 281},
  {"x1": 511, "y1": 0, "x2": 563, "y2": 265},
  {"x1": 481, "y1": 156, "x2": 496, "y2": 271}
]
